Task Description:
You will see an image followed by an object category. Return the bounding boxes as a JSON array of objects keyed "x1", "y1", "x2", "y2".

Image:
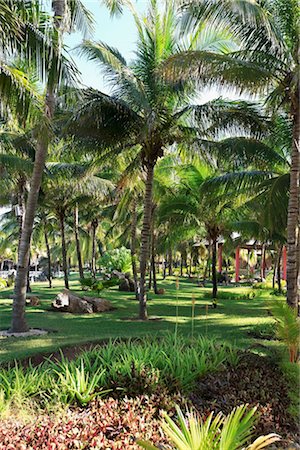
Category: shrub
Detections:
[
  {"x1": 98, "y1": 247, "x2": 131, "y2": 273},
  {"x1": 79, "y1": 276, "x2": 119, "y2": 294},
  {"x1": 271, "y1": 302, "x2": 300, "y2": 363},
  {"x1": 138, "y1": 404, "x2": 281, "y2": 450}
]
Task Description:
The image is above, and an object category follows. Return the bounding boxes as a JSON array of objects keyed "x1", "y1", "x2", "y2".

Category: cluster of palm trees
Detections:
[{"x1": 0, "y1": 0, "x2": 298, "y2": 332}]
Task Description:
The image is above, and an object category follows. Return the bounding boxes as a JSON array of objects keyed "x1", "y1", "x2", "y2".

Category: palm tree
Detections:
[
  {"x1": 170, "y1": 0, "x2": 299, "y2": 308},
  {"x1": 158, "y1": 161, "x2": 232, "y2": 302},
  {"x1": 42, "y1": 160, "x2": 113, "y2": 288},
  {"x1": 11, "y1": 0, "x2": 93, "y2": 332},
  {"x1": 69, "y1": 1, "x2": 269, "y2": 318}
]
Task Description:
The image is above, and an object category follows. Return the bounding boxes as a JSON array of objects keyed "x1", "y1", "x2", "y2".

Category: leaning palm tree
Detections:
[
  {"x1": 69, "y1": 0, "x2": 270, "y2": 319},
  {"x1": 11, "y1": 0, "x2": 93, "y2": 332},
  {"x1": 170, "y1": 0, "x2": 299, "y2": 309}
]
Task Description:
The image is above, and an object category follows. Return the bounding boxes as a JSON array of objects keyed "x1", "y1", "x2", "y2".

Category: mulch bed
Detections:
[{"x1": 190, "y1": 352, "x2": 299, "y2": 448}]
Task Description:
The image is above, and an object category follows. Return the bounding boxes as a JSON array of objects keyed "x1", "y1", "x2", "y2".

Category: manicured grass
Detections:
[{"x1": 0, "y1": 274, "x2": 284, "y2": 363}]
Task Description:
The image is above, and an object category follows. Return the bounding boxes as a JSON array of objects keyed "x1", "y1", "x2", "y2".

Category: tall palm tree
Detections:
[
  {"x1": 169, "y1": 0, "x2": 299, "y2": 308},
  {"x1": 69, "y1": 0, "x2": 269, "y2": 318},
  {"x1": 11, "y1": 0, "x2": 93, "y2": 332}
]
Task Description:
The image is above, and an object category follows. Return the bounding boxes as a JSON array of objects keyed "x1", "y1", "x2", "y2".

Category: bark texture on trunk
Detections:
[
  {"x1": 130, "y1": 199, "x2": 139, "y2": 300},
  {"x1": 17, "y1": 178, "x2": 25, "y2": 262},
  {"x1": 59, "y1": 210, "x2": 69, "y2": 289},
  {"x1": 11, "y1": 122, "x2": 53, "y2": 332},
  {"x1": 91, "y1": 219, "x2": 98, "y2": 278},
  {"x1": 212, "y1": 237, "x2": 218, "y2": 300},
  {"x1": 44, "y1": 228, "x2": 52, "y2": 288},
  {"x1": 287, "y1": 93, "x2": 300, "y2": 309},
  {"x1": 74, "y1": 205, "x2": 84, "y2": 279},
  {"x1": 10, "y1": 0, "x2": 65, "y2": 332},
  {"x1": 139, "y1": 163, "x2": 154, "y2": 320}
]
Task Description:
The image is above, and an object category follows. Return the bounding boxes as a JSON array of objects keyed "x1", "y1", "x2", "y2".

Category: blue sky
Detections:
[
  {"x1": 64, "y1": 0, "x2": 221, "y2": 102},
  {"x1": 64, "y1": 1, "x2": 146, "y2": 94}
]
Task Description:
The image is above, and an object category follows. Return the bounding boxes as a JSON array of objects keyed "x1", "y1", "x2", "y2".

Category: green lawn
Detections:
[{"x1": 0, "y1": 274, "x2": 283, "y2": 363}]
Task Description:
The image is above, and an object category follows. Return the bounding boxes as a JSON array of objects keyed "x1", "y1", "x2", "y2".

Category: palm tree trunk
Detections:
[
  {"x1": 287, "y1": 93, "x2": 300, "y2": 310},
  {"x1": 148, "y1": 262, "x2": 152, "y2": 290},
  {"x1": 130, "y1": 198, "x2": 139, "y2": 300},
  {"x1": 139, "y1": 162, "x2": 154, "y2": 320},
  {"x1": 74, "y1": 205, "x2": 84, "y2": 279},
  {"x1": 91, "y1": 219, "x2": 98, "y2": 278},
  {"x1": 212, "y1": 236, "x2": 218, "y2": 301},
  {"x1": 10, "y1": 0, "x2": 65, "y2": 332},
  {"x1": 11, "y1": 120, "x2": 53, "y2": 332},
  {"x1": 59, "y1": 210, "x2": 69, "y2": 289},
  {"x1": 277, "y1": 245, "x2": 283, "y2": 293},
  {"x1": 168, "y1": 247, "x2": 173, "y2": 276},
  {"x1": 44, "y1": 228, "x2": 52, "y2": 288},
  {"x1": 261, "y1": 243, "x2": 266, "y2": 280},
  {"x1": 162, "y1": 255, "x2": 166, "y2": 279},
  {"x1": 17, "y1": 178, "x2": 25, "y2": 262},
  {"x1": 152, "y1": 254, "x2": 158, "y2": 294}
]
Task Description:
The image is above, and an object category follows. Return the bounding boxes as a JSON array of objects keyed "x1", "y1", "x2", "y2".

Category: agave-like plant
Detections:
[
  {"x1": 138, "y1": 404, "x2": 280, "y2": 450},
  {"x1": 271, "y1": 301, "x2": 300, "y2": 363}
]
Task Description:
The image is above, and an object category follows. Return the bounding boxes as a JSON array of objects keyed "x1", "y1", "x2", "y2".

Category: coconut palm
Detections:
[
  {"x1": 69, "y1": 0, "x2": 272, "y2": 318},
  {"x1": 42, "y1": 159, "x2": 113, "y2": 288},
  {"x1": 158, "y1": 161, "x2": 233, "y2": 302},
  {"x1": 11, "y1": 0, "x2": 94, "y2": 332},
  {"x1": 170, "y1": 0, "x2": 299, "y2": 308}
]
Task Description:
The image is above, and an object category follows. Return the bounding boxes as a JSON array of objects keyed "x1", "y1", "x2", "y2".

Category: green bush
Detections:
[
  {"x1": 98, "y1": 247, "x2": 132, "y2": 273},
  {"x1": 79, "y1": 276, "x2": 119, "y2": 294},
  {"x1": 0, "y1": 278, "x2": 6, "y2": 290}
]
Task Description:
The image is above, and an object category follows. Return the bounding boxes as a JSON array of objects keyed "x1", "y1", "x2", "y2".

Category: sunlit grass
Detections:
[{"x1": 0, "y1": 274, "x2": 284, "y2": 363}]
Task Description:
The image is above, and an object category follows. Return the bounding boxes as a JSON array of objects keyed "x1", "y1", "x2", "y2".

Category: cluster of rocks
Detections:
[
  {"x1": 52, "y1": 289, "x2": 113, "y2": 314},
  {"x1": 112, "y1": 271, "x2": 135, "y2": 292}
]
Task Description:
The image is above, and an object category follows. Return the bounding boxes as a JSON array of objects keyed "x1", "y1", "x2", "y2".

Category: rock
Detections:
[
  {"x1": 157, "y1": 288, "x2": 165, "y2": 295},
  {"x1": 52, "y1": 289, "x2": 113, "y2": 314},
  {"x1": 26, "y1": 295, "x2": 40, "y2": 306},
  {"x1": 119, "y1": 278, "x2": 135, "y2": 292},
  {"x1": 112, "y1": 270, "x2": 126, "y2": 280},
  {"x1": 82, "y1": 296, "x2": 113, "y2": 313},
  {"x1": 119, "y1": 278, "x2": 131, "y2": 292}
]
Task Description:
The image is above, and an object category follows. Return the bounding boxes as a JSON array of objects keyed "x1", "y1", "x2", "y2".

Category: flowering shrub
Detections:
[{"x1": 0, "y1": 396, "x2": 172, "y2": 450}]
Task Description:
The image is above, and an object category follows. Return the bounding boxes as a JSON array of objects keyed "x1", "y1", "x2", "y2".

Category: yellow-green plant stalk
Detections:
[{"x1": 191, "y1": 294, "x2": 195, "y2": 340}]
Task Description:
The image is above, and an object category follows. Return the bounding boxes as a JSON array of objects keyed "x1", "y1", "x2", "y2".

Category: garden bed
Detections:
[{"x1": 0, "y1": 336, "x2": 298, "y2": 448}]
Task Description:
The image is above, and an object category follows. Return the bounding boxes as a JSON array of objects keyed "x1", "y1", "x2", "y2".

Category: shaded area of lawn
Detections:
[{"x1": 0, "y1": 274, "x2": 283, "y2": 363}]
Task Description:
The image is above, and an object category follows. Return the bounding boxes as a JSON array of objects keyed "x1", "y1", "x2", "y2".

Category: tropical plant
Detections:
[
  {"x1": 138, "y1": 404, "x2": 280, "y2": 450},
  {"x1": 69, "y1": 1, "x2": 271, "y2": 318},
  {"x1": 171, "y1": 0, "x2": 299, "y2": 309},
  {"x1": 79, "y1": 275, "x2": 119, "y2": 294},
  {"x1": 271, "y1": 301, "x2": 300, "y2": 363},
  {"x1": 98, "y1": 246, "x2": 132, "y2": 273}
]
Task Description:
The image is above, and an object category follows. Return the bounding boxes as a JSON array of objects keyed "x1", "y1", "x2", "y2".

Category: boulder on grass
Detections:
[
  {"x1": 82, "y1": 296, "x2": 112, "y2": 313},
  {"x1": 52, "y1": 289, "x2": 112, "y2": 314},
  {"x1": 157, "y1": 288, "x2": 165, "y2": 295},
  {"x1": 26, "y1": 295, "x2": 40, "y2": 306}
]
